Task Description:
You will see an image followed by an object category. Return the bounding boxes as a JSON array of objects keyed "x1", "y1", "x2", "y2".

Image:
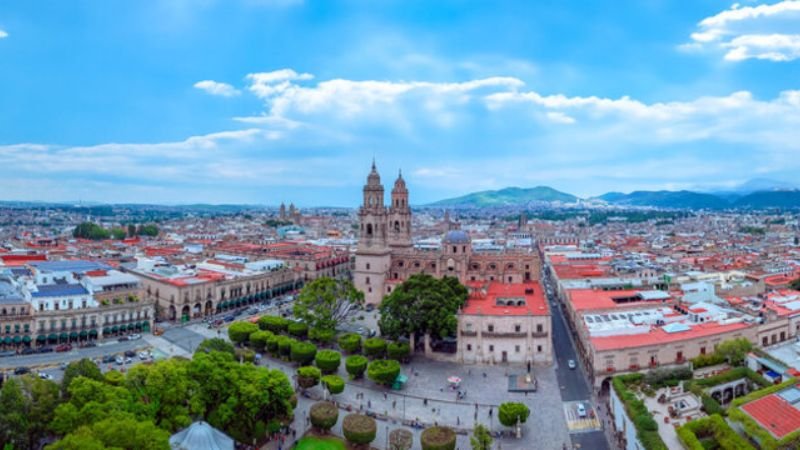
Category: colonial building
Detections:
[{"x1": 353, "y1": 162, "x2": 542, "y2": 305}]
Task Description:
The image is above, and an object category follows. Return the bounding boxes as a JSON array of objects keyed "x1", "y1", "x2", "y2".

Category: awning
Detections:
[
  {"x1": 111, "y1": 325, "x2": 119, "y2": 333},
  {"x1": 3, "y1": 336, "x2": 13, "y2": 344},
  {"x1": 48, "y1": 333, "x2": 58, "y2": 342},
  {"x1": 36, "y1": 335, "x2": 46, "y2": 342},
  {"x1": 22, "y1": 335, "x2": 31, "y2": 343},
  {"x1": 59, "y1": 332, "x2": 68, "y2": 341},
  {"x1": 69, "y1": 332, "x2": 79, "y2": 339},
  {"x1": 102, "y1": 327, "x2": 111, "y2": 335},
  {"x1": 79, "y1": 330, "x2": 88, "y2": 337},
  {"x1": 13, "y1": 336, "x2": 22, "y2": 344},
  {"x1": 142, "y1": 322, "x2": 151, "y2": 331},
  {"x1": 89, "y1": 329, "x2": 98, "y2": 336}
]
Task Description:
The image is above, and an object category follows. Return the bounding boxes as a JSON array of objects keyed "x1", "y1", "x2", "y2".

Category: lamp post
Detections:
[{"x1": 385, "y1": 425, "x2": 389, "y2": 450}]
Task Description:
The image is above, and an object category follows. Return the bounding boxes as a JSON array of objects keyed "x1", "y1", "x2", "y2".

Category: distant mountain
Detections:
[
  {"x1": 428, "y1": 186, "x2": 577, "y2": 207},
  {"x1": 734, "y1": 190, "x2": 800, "y2": 209},
  {"x1": 734, "y1": 178, "x2": 797, "y2": 193},
  {"x1": 596, "y1": 190, "x2": 729, "y2": 209}
]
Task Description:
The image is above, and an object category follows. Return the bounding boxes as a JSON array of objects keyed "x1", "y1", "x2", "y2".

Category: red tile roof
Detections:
[
  {"x1": 590, "y1": 321, "x2": 750, "y2": 351},
  {"x1": 741, "y1": 389, "x2": 800, "y2": 439},
  {"x1": 568, "y1": 289, "x2": 671, "y2": 312},
  {"x1": 462, "y1": 282, "x2": 549, "y2": 316}
]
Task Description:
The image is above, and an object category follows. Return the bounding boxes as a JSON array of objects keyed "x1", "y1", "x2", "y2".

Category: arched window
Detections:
[
  {"x1": 366, "y1": 223, "x2": 373, "y2": 237},
  {"x1": 394, "y1": 221, "x2": 400, "y2": 232}
]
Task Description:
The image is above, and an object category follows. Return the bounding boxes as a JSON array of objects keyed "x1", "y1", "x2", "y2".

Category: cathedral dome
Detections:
[
  {"x1": 393, "y1": 171, "x2": 407, "y2": 191},
  {"x1": 443, "y1": 230, "x2": 470, "y2": 244}
]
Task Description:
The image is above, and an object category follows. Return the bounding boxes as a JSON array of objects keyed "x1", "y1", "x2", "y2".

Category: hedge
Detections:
[
  {"x1": 420, "y1": 426, "x2": 456, "y2": 450},
  {"x1": 346, "y1": 355, "x2": 368, "y2": 379},
  {"x1": 228, "y1": 321, "x2": 259, "y2": 344},
  {"x1": 387, "y1": 342, "x2": 411, "y2": 362},
  {"x1": 367, "y1": 359, "x2": 400, "y2": 386},
  {"x1": 297, "y1": 366, "x2": 322, "y2": 389},
  {"x1": 342, "y1": 414, "x2": 377, "y2": 446},
  {"x1": 643, "y1": 367, "x2": 692, "y2": 389},
  {"x1": 689, "y1": 367, "x2": 770, "y2": 390},
  {"x1": 288, "y1": 321, "x2": 309, "y2": 338},
  {"x1": 277, "y1": 335, "x2": 296, "y2": 358},
  {"x1": 389, "y1": 428, "x2": 413, "y2": 450},
  {"x1": 731, "y1": 377, "x2": 797, "y2": 408},
  {"x1": 338, "y1": 333, "x2": 362, "y2": 354},
  {"x1": 677, "y1": 414, "x2": 755, "y2": 450},
  {"x1": 258, "y1": 315, "x2": 290, "y2": 333},
  {"x1": 234, "y1": 347, "x2": 256, "y2": 363},
  {"x1": 309, "y1": 401, "x2": 338, "y2": 432},
  {"x1": 310, "y1": 327, "x2": 336, "y2": 344},
  {"x1": 266, "y1": 335, "x2": 280, "y2": 354},
  {"x1": 612, "y1": 375, "x2": 668, "y2": 450},
  {"x1": 691, "y1": 352, "x2": 727, "y2": 369},
  {"x1": 364, "y1": 337, "x2": 387, "y2": 359},
  {"x1": 249, "y1": 330, "x2": 274, "y2": 351},
  {"x1": 315, "y1": 349, "x2": 342, "y2": 374},
  {"x1": 290, "y1": 341, "x2": 317, "y2": 365},
  {"x1": 322, "y1": 374, "x2": 345, "y2": 395}
]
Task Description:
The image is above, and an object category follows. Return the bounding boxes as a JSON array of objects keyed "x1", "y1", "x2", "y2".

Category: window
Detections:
[
  {"x1": 488, "y1": 345, "x2": 494, "y2": 352},
  {"x1": 515, "y1": 345, "x2": 520, "y2": 353},
  {"x1": 82, "y1": 299, "x2": 87, "y2": 308},
  {"x1": 508, "y1": 276, "x2": 513, "y2": 283},
  {"x1": 536, "y1": 324, "x2": 543, "y2": 333},
  {"x1": 23, "y1": 324, "x2": 29, "y2": 333},
  {"x1": 487, "y1": 324, "x2": 494, "y2": 332},
  {"x1": 515, "y1": 324, "x2": 521, "y2": 333},
  {"x1": 366, "y1": 277, "x2": 370, "y2": 285},
  {"x1": 467, "y1": 344, "x2": 472, "y2": 351},
  {"x1": 452, "y1": 246, "x2": 457, "y2": 254},
  {"x1": 537, "y1": 345, "x2": 542, "y2": 352},
  {"x1": 366, "y1": 263, "x2": 370, "y2": 270},
  {"x1": 700, "y1": 347, "x2": 706, "y2": 355}
]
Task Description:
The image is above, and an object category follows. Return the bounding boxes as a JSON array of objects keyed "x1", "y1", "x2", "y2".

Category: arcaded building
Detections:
[{"x1": 353, "y1": 162, "x2": 542, "y2": 305}]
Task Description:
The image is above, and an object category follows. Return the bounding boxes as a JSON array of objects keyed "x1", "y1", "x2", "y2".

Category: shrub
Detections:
[
  {"x1": 389, "y1": 429, "x2": 413, "y2": 450},
  {"x1": 364, "y1": 337, "x2": 387, "y2": 358},
  {"x1": 297, "y1": 366, "x2": 321, "y2": 389},
  {"x1": 498, "y1": 402, "x2": 530, "y2": 427},
  {"x1": 678, "y1": 414, "x2": 755, "y2": 450},
  {"x1": 692, "y1": 352, "x2": 726, "y2": 369},
  {"x1": 277, "y1": 335, "x2": 296, "y2": 358},
  {"x1": 290, "y1": 341, "x2": 317, "y2": 365},
  {"x1": 612, "y1": 375, "x2": 669, "y2": 450},
  {"x1": 420, "y1": 426, "x2": 456, "y2": 450},
  {"x1": 643, "y1": 367, "x2": 692, "y2": 389},
  {"x1": 310, "y1": 327, "x2": 336, "y2": 344},
  {"x1": 195, "y1": 338, "x2": 235, "y2": 357},
  {"x1": 228, "y1": 321, "x2": 259, "y2": 344},
  {"x1": 315, "y1": 349, "x2": 342, "y2": 374},
  {"x1": 258, "y1": 315, "x2": 290, "y2": 333},
  {"x1": 367, "y1": 359, "x2": 401, "y2": 386},
  {"x1": 342, "y1": 414, "x2": 377, "y2": 447},
  {"x1": 249, "y1": 330, "x2": 274, "y2": 351},
  {"x1": 700, "y1": 394, "x2": 724, "y2": 416},
  {"x1": 266, "y1": 335, "x2": 280, "y2": 354},
  {"x1": 387, "y1": 342, "x2": 411, "y2": 362},
  {"x1": 346, "y1": 355, "x2": 368, "y2": 379},
  {"x1": 234, "y1": 347, "x2": 256, "y2": 363},
  {"x1": 322, "y1": 374, "x2": 345, "y2": 395},
  {"x1": 288, "y1": 321, "x2": 308, "y2": 338},
  {"x1": 338, "y1": 333, "x2": 362, "y2": 354},
  {"x1": 309, "y1": 401, "x2": 338, "y2": 433}
]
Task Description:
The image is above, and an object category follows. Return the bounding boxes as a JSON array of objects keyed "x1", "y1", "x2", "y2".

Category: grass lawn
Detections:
[{"x1": 294, "y1": 436, "x2": 347, "y2": 450}]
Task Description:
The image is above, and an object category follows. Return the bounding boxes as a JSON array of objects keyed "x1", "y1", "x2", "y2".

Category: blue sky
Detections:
[{"x1": 1, "y1": 0, "x2": 799, "y2": 206}]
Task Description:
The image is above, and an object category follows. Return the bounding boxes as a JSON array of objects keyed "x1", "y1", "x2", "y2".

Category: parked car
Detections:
[
  {"x1": 82, "y1": 342, "x2": 97, "y2": 348},
  {"x1": 125, "y1": 357, "x2": 132, "y2": 364},
  {"x1": 38, "y1": 346, "x2": 54, "y2": 354},
  {"x1": 118, "y1": 336, "x2": 129, "y2": 342},
  {"x1": 576, "y1": 403, "x2": 587, "y2": 418},
  {"x1": 21, "y1": 348, "x2": 37, "y2": 355},
  {"x1": 138, "y1": 352, "x2": 149, "y2": 360},
  {"x1": 59, "y1": 362, "x2": 68, "y2": 370},
  {"x1": 568, "y1": 359, "x2": 576, "y2": 370},
  {"x1": 55, "y1": 344, "x2": 72, "y2": 352},
  {"x1": 102, "y1": 355, "x2": 116, "y2": 364},
  {"x1": 128, "y1": 334, "x2": 142, "y2": 341},
  {"x1": 13, "y1": 366, "x2": 30, "y2": 375},
  {"x1": 365, "y1": 304, "x2": 375, "y2": 312},
  {"x1": 38, "y1": 372, "x2": 54, "y2": 380},
  {"x1": 124, "y1": 350, "x2": 137, "y2": 358},
  {"x1": 0, "y1": 350, "x2": 17, "y2": 358},
  {"x1": 223, "y1": 315, "x2": 235, "y2": 322},
  {"x1": 115, "y1": 356, "x2": 124, "y2": 365}
]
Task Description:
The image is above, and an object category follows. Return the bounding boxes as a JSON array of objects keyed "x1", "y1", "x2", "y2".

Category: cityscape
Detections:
[{"x1": 2, "y1": 2, "x2": 800, "y2": 450}]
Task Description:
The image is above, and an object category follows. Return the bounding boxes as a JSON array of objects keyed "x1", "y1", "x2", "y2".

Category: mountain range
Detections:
[{"x1": 428, "y1": 179, "x2": 800, "y2": 210}]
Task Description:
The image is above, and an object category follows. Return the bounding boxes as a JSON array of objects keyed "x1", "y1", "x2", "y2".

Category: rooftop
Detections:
[
  {"x1": 568, "y1": 288, "x2": 672, "y2": 312},
  {"x1": 741, "y1": 384, "x2": 800, "y2": 439},
  {"x1": 590, "y1": 320, "x2": 749, "y2": 351},
  {"x1": 462, "y1": 281, "x2": 549, "y2": 316},
  {"x1": 31, "y1": 283, "x2": 89, "y2": 298}
]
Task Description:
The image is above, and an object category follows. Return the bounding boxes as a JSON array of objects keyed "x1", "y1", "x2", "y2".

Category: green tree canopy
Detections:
[
  {"x1": 378, "y1": 274, "x2": 467, "y2": 355},
  {"x1": 346, "y1": 355, "x2": 369, "y2": 379},
  {"x1": 367, "y1": 359, "x2": 401, "y2": 386},
  {"x1": 470, "y1": 424, "x2": 493, "y2": 450},
  {"x1": 195, "y1": 338, "x2": 235, "y2": 356},
  {"x1": 716, "y1": 338, "x2": 753, "y2": 366},
  {"x1": 72, "y1": 222, "x2": 110, "y2": 240},
  {"x1": 293, "y1": 277, "x2": 364, "y2": 332},
  {"x1": 62, "y1": 358, "x2": 104, "y2": 396},
  {"x1": 228, "y1": 321, "x2": 259, "y2": 345},
  {"x1": 498, "y1": 402, "x2": 530, "y2": 427},
  {"x1": 249, "y1": 330, "x2": 274, "y2": 351},
  {"x1": 297, "y1": 366, "x2": 322, "y2": 389}
]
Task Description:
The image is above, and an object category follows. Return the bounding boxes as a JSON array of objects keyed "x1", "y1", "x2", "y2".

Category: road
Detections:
[
  {"x1": 543, "y1": 268, "x2": 612, "y2": 450},
  {"x1": 0, "y1": 339, "x2": 149, "y2": 371}
]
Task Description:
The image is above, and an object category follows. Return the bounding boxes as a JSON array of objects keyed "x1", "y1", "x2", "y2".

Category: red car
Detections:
[{"x1": 55, "y1": 344, "x2": 72, "y2": 352}]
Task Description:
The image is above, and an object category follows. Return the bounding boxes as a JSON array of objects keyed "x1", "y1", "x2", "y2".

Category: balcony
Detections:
[
  {"x1": 460, "y1": 330, "x2": 477, "y2": 337},
  {"x1": 531, "y1": 331, "x2": 549, "y2": 338},
  {"x1": 483, "y1": 331, "x2": 527, "y2": 338}
]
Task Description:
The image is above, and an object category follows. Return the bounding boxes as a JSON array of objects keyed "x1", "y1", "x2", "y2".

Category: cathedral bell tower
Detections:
[
  {"x1": 388, "y1": 170, "x2": 412, "y2": 249},
  {"x1": 355, "y1": 160, "x2": 392, "y2": 305}
]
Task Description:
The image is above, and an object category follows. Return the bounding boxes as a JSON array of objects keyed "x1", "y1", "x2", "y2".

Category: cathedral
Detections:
[{"x1": 354, "y1": 161, "x2": 542, "y2": 305}]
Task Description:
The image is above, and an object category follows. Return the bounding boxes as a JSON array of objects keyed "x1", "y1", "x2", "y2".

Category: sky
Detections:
[{"x1": 1, "y1": 0, "x2": 799, "y2": 206}]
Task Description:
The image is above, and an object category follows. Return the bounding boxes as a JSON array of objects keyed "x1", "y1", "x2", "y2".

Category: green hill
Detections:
[{"x1": 429, "y1": 186, "x2": 578, "y2": 207}]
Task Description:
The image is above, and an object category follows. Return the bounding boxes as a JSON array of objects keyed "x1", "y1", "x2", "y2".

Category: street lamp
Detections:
[{"x1": 385, "y1": 425, "x2": 389, "y2": 450}]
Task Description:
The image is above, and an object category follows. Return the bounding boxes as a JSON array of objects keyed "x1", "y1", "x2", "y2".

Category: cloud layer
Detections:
[
  {"x1": 687, "y1": 1, "x2": 800, "y2": 61},
  {"x1": 193, "y1": 80, "x2": 241, "y2": 97}
]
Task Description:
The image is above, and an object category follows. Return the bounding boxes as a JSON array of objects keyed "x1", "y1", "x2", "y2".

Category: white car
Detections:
[
  {"x1": 568, "y1": 359, "x2": 576, "y2": 369},
  {"x1": 576, "y1": 403, "x2": 587, "y2": 418},
  {"x1": 138, "y1": 352, "x2": 149, "y2": 360},
  {"x1": 128, "y1": 334, "x2": 142, "y2": 341},
  {"x1": 38, "y1": 372, "x2": 54, "y2": 380}
]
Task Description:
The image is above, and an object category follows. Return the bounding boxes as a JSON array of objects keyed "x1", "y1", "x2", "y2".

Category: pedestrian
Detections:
[
  {"x1": 393, "y1": 400, "x2": 396, "y2": 409},
  {"x1": 424, "y1": 398, "x2": 428, "y2": 406},
  {"x1": 368, "y1": 400, "x2": 371, "y2": 408},
  {"x1": 474, "y1": 411, "x2": 478, "y2": 421},
  {"x1": 483, "y1": 372, "x2": 487, "y2": 378},
  {"x1": 457, "y1": 416, "x2": 460, "y2": 425},
  {"x1": 489, "y1": 407, "x2": 493, "y2": 417},
  {"x1": 384, "y1": 392, "x2": 387, "y2": 400}
]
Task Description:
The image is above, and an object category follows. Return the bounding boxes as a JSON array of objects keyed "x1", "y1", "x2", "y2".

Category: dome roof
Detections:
[
  {"x1": 393, "y1": 170, "x2": 407, "y2": 191},
  {"x1": 443, "y1": 230, "x2": 470, "y2": 244}
]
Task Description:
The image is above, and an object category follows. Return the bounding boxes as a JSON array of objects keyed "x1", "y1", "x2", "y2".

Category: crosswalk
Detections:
[{"x1": 562, "y1": 401, "x2": 602, "y2": 433}]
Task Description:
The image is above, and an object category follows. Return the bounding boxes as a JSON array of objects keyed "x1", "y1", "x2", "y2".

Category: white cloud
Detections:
[
  {"x1": 686, "y1": 0, "x2": 800, "y2": 61},
  {"x1": 193, "y1": 80, "x2": 241, "y2": 97},
  {"x1": 0, "y1": 30, "x2": 8, "y2": 39}
]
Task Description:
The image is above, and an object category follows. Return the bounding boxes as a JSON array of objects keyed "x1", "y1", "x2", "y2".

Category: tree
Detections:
[
  {"x1": 48, "y1": 415, "x2": 170, "y2": 450},
  {"x1": 62, "y1": 358, "x2": 104, "y2": 396},
  {"x1": 379, "y1": 274, "x2": 467, "y2": 356},
  {"x1": 258, "y1": 315, "x2": 290, "y2": 333},
  {"x1": 367, "y1": 359, "x2": 401, "y2": 386},
  {"x1": 338, "y1": 333, "x2": 362, "y2": 354},
  {"x1": 228, "y1": 321, "x2": 259, "y2": 345},
  {"x1": 288, "y1": 321, "x2": 309, "y2": 338},
  {"x1": 72, "y1": 222, "x2": 110, "y2": 240},
  {"x1": 297, "y1": 366, "x2": 322, "y2": 389},
  {"x1": 309, "y1": 401, "x2": 338, "y2": 433},
  {"x1": 110, "y1": 227, "x2": 127, "y2": 240},
  {"x1": 389, "y1": 428, "x2": 414, "y2": 450},
  {"x1": 470, "y1": 424, "x2": 493, "y2": 450},
  {"x1": 20, "y1": 375, "x2": 62, "y2": 449},
  {"x1": 717, "y1": 338, "x2": 753, "y2": 366},
  {"x1": 293, "y1": 277, "x2": 364, "y2": 332},
  {"x1": 309, "y1": 327, "x2": 336, "y2": 344},
  {"x1": 420, "y1": 426, "x2": 456, "y2": 450},
  {"x1": 346, "y1": 355, "x2": 368, "y2": 379},
  {"x1": 387, "y1": 342, "x2": 411, "y2": 363},
  {"x1": 364, "y1": 337, "x2": 387, "y2": 359},
  {"x1": 315, "y1": 349, "x2": 342, "y2": 374},
  {"x1": 127, "y1": 224, "x2": 137, "y2": 238},
  {"x1": 277, "y1": 336, "x2": 296, "y2": 358},
  {"x1": 0, "y1": 378, "x2": 29, "y2": 448},
  {"x1": 195, "y1": 338, "x2": 235, "y2": 356},
  {"x1": 342, "y1": 414, "x2": 376, "y2": 448},
  {"x1": 498, "y1": 402, "x2": 530, "y2": 427},
  {"x1": 290, "y1": 341, "x2": 317, "y2": 365},
  {"x1": 249, "y1": 330, "x2": 274, "y2": 351},
  {"x1": 321, "y1": 375, "x2": 345, "y2": 395},
  {"x1": 137, "y1": 224, "x2": 159, "y2": 237}
]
